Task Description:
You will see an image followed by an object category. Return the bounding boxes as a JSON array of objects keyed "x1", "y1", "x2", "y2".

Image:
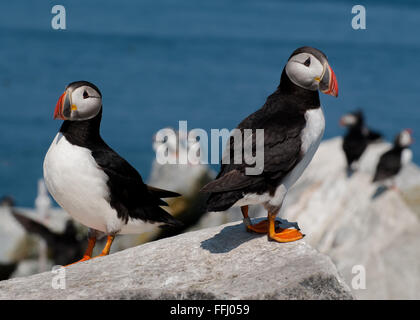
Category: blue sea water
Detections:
[{"x1": 0, "y1": 0, "x2": 419, "y2": 206}]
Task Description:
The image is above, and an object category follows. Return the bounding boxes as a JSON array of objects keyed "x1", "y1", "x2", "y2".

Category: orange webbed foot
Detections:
[
  {"x1": 247, "y1": 219, "x2": 269, "y2": 234},
  {"x1": 267, "y1": 213, "x2": 304, "y2": 243},
  {"x1": 246, "y1": 219, "x2": 296, "y2": 234},
  {"x1": 268, "y1": 228, "x2": 304, "y2": 243}
]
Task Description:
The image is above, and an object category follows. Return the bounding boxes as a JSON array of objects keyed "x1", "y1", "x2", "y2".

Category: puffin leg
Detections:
[
  {"x1": 64, "y1": 237, "x2": 96, "y2": 267},
  {"x1": 389, "y1": 179, "x2": 399, "y2": 192},
  {"x1": 97, "y1": 235, "x2": 115, "y2": 257},
  {"x1": 267, "y1": 211, "x2": 304, "y2": 243},
  {"x1": 241, "y1": 206, "x2": 284, "y2": 234},
  {"x1": 241, "y1": 206, "x2": 266, "y2": 233}
]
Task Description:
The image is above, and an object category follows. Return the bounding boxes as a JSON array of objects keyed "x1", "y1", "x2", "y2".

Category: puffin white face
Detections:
[
  {"x1": 286, "y1": 53, "x2": 325, "y2": 91},
  {"x1": 54, "y1": 81, "x2": 102, "y2": 121},
  {"x1": 285, "y1": 47, "x2": 338, "y2": 97},
  {"x1": 153, "y1": 128, "x2": 178, "y2": 155},
  {"x1": 398, "y1": 129, "x2": 413, "y2": 147},
  {"x1": 166, "y1": 133, "x2": 178, "y2": 152}
]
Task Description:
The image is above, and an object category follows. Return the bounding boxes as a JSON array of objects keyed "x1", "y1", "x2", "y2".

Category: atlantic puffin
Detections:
[
  {"x1": 201, "y1": 47, "x2": 338, "y2": 242},
  {"x1": 43, "y1": 81, "x2": 181, "y2": 265},
  {"x1": 372, "y1": 129, "x2": 413, "y2": 186},
  {"x1": 340, "y1": 110, "x2": 382, "y2": 171}
]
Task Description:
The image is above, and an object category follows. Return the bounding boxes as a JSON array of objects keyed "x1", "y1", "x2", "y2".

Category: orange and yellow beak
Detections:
[
  {"x1": 54, "y1": 92, "x2": 67, "y2": 120},
  {"x1": 320, "y1": 64, "x2": 338, "y2": 98}
]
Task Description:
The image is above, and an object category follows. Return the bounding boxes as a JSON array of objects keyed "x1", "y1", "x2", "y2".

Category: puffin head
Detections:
[
  {"x1": 395, "y1": 129, "x2": 413, "y2": 148},
  {"x1": 285, "y1": 46, "x2": 338, "y2": 97},
  {"x1": 153, "y1": 128, "x2": 178, "y2": 154},
  {"x1": 54, "y1": 81, "x2": 102, "y2": 121},
  {"x1": 340, "y1": 110, "x2": 364, "y2": 128}
]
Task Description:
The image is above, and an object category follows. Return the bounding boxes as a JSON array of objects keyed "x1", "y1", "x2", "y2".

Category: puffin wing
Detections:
[
  {"x1": 200, "y1": 169, "x2": 262, "y2": 193},
  {"x1": 91, "y1": 146, "x2": 181, "y2": 226},
  {"x1": 373, "y1": 149, "x2": 401, "y2": 182},
  {"x1": 201, "y1": 106, "x2": 305, "y2": 193}
]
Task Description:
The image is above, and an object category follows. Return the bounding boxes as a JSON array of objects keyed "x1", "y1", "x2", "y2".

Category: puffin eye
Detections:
[
  {"x1": 83, "y1": 90, "x2": 89, "y2": 99},
  {"x1": 303, "y1": 57, "x2": 311, "y2": 67}
]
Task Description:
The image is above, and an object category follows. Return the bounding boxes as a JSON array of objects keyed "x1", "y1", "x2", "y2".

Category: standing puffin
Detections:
[
  {"x1": 372, "y1": 129, "x2": 413, "y2": 186},
  {"x1": 340, "y1": 110, "x2": 382, "y2": 171},
  {"x1": 201, "y1": 47, "x2": 338, "y2": 242},
  {"x1": 44, "y1": 81, "x2": 181, "y2": 265}
]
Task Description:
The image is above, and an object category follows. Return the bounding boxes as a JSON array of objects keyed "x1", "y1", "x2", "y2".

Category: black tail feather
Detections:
[{"x1": 154, "y1": 206, "x2": 183, "y2": 228}]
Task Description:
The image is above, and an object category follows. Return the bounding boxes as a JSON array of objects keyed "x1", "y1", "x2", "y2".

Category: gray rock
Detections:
[
  {"x1": 192, "y1": 137, "x2": 420, "y2": 300},
  {"x1": 281, "y1": 137, "x2": 420, "y2": 300},
  {"x1": 10, "y1": 259, "x2": 54, "y2": 279},
  {"x1": 0, "y1": 221, "x2": 353, "y2": 300}
]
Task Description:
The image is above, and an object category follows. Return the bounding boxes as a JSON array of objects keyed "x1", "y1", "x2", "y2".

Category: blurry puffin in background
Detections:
[
  {"x1": 44, "y1": 81, "x2": 181, "y2": 265},
  {"x1": 152, "y1": 127, "x2": 179, "y2": 162},
  {"x1": 201, "y1": 46, "x2": 338, "y2": 243},
  {"x1": 340, "y1": 110, "x2": 382, "y2": 172},
  {"x1": 372, "y1": 129, "x2": 413, "y2": 188}
]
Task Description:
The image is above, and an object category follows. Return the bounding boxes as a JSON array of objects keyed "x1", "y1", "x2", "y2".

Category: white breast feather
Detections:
[
  {"x1": 401, "y1": 149, "x2": 412, "y2": 166},
  {"x1": 43, "y1": 133, "x2": 157, "y2": 234}
]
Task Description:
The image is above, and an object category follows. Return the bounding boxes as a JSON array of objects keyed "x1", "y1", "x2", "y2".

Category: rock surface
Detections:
[
  {"x1": 280, "y1": 137, "x2": 420, "y2": 300},
  {"x1": 0, "y1": 221, "x2": 353, "y2": 300},
  {"x1": 193, "y1": 137, "x2": 420, "y2": 299}
]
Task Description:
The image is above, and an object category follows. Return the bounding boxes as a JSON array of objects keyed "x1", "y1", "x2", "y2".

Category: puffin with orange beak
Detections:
[
  {"x1": 44, "y1": 81, "x2": 181, "y2": 266},
  {"x1": 340, "y1": 110, "x2": 382, "y2": 173},
  {"x1": 201, "y1": 46, "x2": 338, "y2": 242}
]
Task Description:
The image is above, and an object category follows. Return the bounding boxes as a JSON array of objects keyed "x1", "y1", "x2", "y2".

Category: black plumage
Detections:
[
  {"x1": 373, "y1": 146, "x2": 404, "y2": 183},
  {"x1": 342, "y1": 131, "x2": 368, "y2": 168},
  {"x1": 342, "y1": 110, "x2": 382, "y2": 168},
  {"x1": 201, "y1": 69, "x2": 320, "y2": 212},
  {"x1": 366, "y1": 129, "x2": 382, "y2": 142},
  {"x1": 59, "y1": 109, "x2": 181, "y2": 227},
  {"x1": 372, "y1": 129, "x2": 413, "y2": 183}
]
